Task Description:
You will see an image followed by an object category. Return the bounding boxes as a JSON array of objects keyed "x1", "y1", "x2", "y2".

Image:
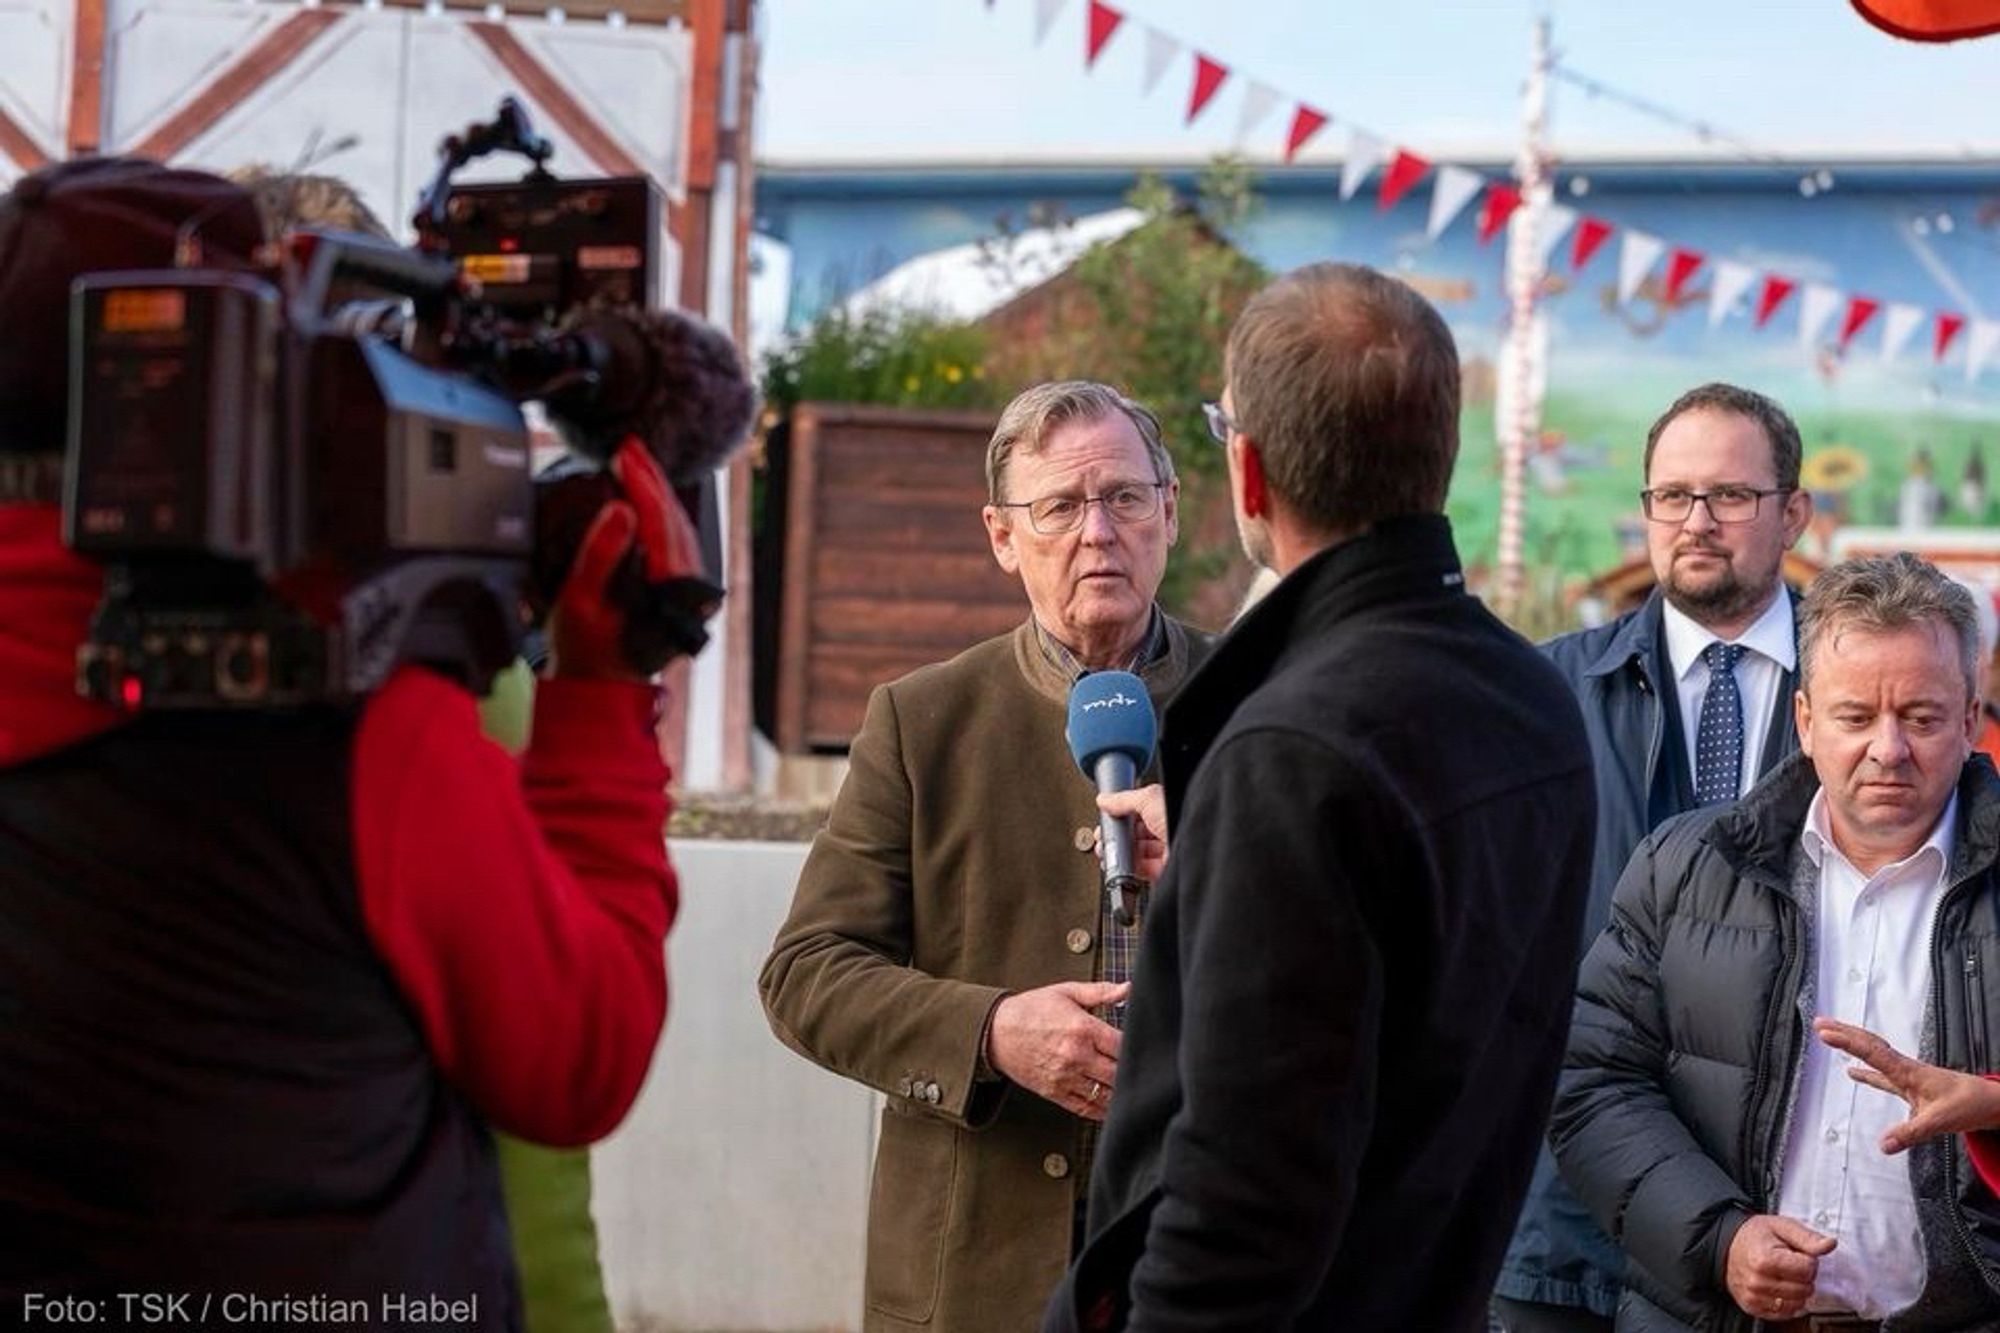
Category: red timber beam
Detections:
[
  {"x1": 0, "y1": 105, "x2": 51, "y2": 172},
  {"x1": 66, "y1": 0, "x2": 105, "y2": 153},
  {"x1": 127, "y1": 9, "x2": 348, "y2": 162}
]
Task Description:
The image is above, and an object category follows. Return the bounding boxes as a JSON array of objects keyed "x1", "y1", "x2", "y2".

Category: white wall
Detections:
[{"x1": 593, "y1": 839, "x2": 876, "y2": 1333}]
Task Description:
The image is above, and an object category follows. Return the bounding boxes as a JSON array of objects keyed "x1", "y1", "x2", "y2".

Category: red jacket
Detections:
[{"x1": 0, "y1": 503, "x2": 676, "y2": 1146}]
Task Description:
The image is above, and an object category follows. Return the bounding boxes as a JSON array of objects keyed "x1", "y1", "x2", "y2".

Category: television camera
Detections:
[{"x1": 63, "y1": 99, "x2": 742, "y2": 709}]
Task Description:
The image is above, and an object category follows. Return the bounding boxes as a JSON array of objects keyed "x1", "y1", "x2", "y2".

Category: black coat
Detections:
[
  {"x1": 1552, "y1": 752, "x2": 2000, "y2": 1332},
  {"x1": 1501, "y1": 591, "x2": 1800, "y2": 1314},
  {"x1": 1045, "y1": 515, "x2": 1597, "y2": 1332}
]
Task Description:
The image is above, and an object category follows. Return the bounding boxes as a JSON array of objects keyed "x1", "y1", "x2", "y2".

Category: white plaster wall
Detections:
[{"x1": 593, "y1": 839, "x2": 875, "y2": 1333}]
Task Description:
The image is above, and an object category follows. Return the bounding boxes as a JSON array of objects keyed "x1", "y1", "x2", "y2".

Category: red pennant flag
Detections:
[
  {"x1": 1378, "y1": 149, "x2": 1431, "y2": 212},
  {"x1": 1838, "y1": 296, "x2": 1881, "y2": 349},
  {"x1": 1571, "y1": 216, "x2": 1613, "y2": 271},
  {"x1": 1937, "y1": 311, "x2": 1968, "y2": 361},
  {"x1": 1187, "y1": 53, "x2": 1229, "y2": 124},
  {"x1": 1754, "y1": 275, "x2": 1797, "y2": 328},
  {"x1": 1085, "y1": 1, "x2": 1124, "y2": 67},
  {"x1": 1285, "y1": 105, "x2": 1329, "y2": 163},
  {"x1": 1853, "y1": 0, "x2": 2000, "y2": 41},
  {"x1": 1663, "y1": 248, "x2": 1706, "y2": 302},
  {"x1": 1475, "y1": 183, "x2": 1522, "y2": 244}
]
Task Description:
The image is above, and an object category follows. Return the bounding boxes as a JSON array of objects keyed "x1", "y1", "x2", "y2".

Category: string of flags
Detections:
[{"x1": 992, "y1": 0, "x2": 2000, "y2": 382}]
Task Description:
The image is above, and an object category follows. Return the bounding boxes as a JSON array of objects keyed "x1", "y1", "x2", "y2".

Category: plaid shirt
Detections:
[{"x1": 1033, "y1": 611, "x2": 1165, "y2": 1204}]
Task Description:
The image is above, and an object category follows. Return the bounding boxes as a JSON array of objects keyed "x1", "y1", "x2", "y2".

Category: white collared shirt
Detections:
[
  {"x1": 1773, "y1": 789, "x2": 1958, "y2": 1318},
  {"x1": 1662, "y1": 592, "x2": 1796, "y2": 797}
]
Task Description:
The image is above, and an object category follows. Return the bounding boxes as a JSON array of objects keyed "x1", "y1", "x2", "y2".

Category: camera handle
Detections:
[{"x1": 411, "y1": 97, "x2": 556, "y2": 254}]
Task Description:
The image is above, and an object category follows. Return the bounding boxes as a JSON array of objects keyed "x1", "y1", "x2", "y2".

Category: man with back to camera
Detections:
[
  {"x1": 1045, "y1": 261, "x2": 1598, "y2": 1331},
  {"x1": 0, "y1": 157, "x2": 696, "y2": 1323},
  {"x1": 1552, "y1": 553, "x2": 2000, "y2": 1330},
  {"x1": 759, "y1": 380, "x2": 1214, "y2": 1332},
  {"x1": 1497, "y1": 383, "x2": 1816, "y2": 1333}
]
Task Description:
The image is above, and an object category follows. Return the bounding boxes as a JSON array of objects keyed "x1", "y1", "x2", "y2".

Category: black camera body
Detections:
[{"x1": 63, "y1": 101, "x2": 716, "y2": 710}]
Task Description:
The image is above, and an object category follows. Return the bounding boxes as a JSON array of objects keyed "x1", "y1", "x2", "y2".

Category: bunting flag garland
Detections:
[
  {"x1": 1754, "y1": 275, "x2": 1797, "y2": 329},
  {"x1": 1853, "y1": 0, "x2": 2000, "y2": 42},
  {"x1": 1427, "y1": 165, "x2": 1485, "y2": 241},
  {"x1": 1799, "y1": 284, "x2": 1844, "y2": 349},
  {"x1": 1532, "y1": 204, "x2": 1578, "y2": 269},
  {"x1": 1571, "y1": 216, "x2": 1614, "y2": 271},
  {"x1": 1662, "y1": 248, "x2": 1705, "y2": 303},
  {"x1": 1881, "y1": 303, "x2": 1925, "y2": 362},
  {"x1": 1187, "y1": 52, "x2": 1229, "y2": 123},
  {"x1": 1709, "y1": 260, "x2": 1757, "y2": 327},
  {"x1": 1379, "y1": 149, "x2": 1431, "y2": 212},
  {"x1": 1284, "y1": 104, "x2": 1329, "y2": 162},
  {"x1": 1476, "y1": 183, "x2": 1522, "y2": 245},
  {"x1": 992, "y1": 0, "x2": 2000, "y2": 389},
  {"x1": 1968, "y1": 320, "x2": 2000, "y2": 382},
  {"x1": 1838, "y1": 296, "x2": 1880, "y2": 351},
  {"x1": 1034, "y1": 0, "x2": 1067, "y2": 46},
  {"x1": 1339, "y1": 129, "x2": 1386, "y2": 201},
  {"x1": 1085, "y1": 0, "x2": 1124, "y2": 66},
  {"x1": 1617, "y1": 231, "x2": 1665, "y2": 305},
  {"x1": 1140, "y1": 25, "x2": 1179, "y2": 95},
  {"x1": 1236, "y1": 80, "x2": 1283, "y2": 143},
  {"x1": 1937, "y1": 311, "x2": 1968, "y2": 362}
]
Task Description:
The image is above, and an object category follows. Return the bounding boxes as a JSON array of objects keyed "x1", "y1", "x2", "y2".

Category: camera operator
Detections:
[{"x1": 0, "y1": 158, "x2": 690, "y2": 1323}]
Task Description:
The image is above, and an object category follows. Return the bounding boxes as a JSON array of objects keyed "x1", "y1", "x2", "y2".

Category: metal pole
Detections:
[{"x1": 1494, "y1": 14, "x2": 1551, "y2": 621}]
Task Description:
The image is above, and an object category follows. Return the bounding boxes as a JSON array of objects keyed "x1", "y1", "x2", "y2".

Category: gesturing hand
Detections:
[
  {"x1": 986, "y1": 981, "x2": 1130, "y2": 1122},
  {"x1": 1725, "y1": 1214, "x2": 1835, "y2": 1322},
  {"x1": 1816, "y1": 1016, "x2": 2000, "y2": 1151}
]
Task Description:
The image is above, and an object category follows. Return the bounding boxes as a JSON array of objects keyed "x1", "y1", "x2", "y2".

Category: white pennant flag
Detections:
[
  {"x1": 1707, "y1": 260, "x2": 1757, "y2": 328},
  {"x1": 1530, "y1": 203, "x2": 1577, "y2": 271},
  {"x1": 1235, "y1": 80, "x2": 1283, "y2": 144},
  {"x1": 1340, "y1": 129, "x2": 1386, "y2": 201},
  {"x1": 1426, "y1": 165, "x2": 1485, "y2": 241},
  {"x1": 1799, "y1": 283, "x2": 1843, "y2": 349},
  {"x1": 1616, "y1": 230, "x2": 1665, "y2": 305},
  {"x1": 1966, "y1": 319, "x2": 2000, "y2": 383},
  {"x1": 1880, "y1": 303, "x2": 1925, "y2": 363},
  {"x1": 1141, "y1": 25, "x2": 1180, "y2": 96},
  {"x1": 1033, "y1": 0, "x2": 1066, "y2": 45}
]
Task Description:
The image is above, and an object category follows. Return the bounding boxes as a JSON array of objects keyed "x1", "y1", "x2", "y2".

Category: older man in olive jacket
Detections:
[{"x1": 759, "y1": 381, "x2": 1212, "y2": 1333}]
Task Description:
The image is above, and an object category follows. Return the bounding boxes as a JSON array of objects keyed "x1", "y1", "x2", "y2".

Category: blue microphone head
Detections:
[{"x1": 1066, "y1": 670, "x2": 1157, "y2": 777}]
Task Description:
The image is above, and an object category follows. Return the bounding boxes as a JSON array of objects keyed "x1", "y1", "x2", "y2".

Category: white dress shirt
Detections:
[
  {"x1": 1773, "y1": 789, "x2": 1958, "y2": 1318},
  {"x1": 1662, "y1": 592, "x2": 1795, "y2": 798}
]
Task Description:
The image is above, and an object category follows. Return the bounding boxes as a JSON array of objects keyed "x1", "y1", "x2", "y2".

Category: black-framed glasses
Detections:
[
  {"x1": 1202, "y1": 401, "x2": 1238, "y2": 445},
  {"x1": 1640, "y1": 485, "x2": 1792, "y2": 524},
  {"x1": 996, "y1": 482, "x2": 1166, "y2": 535}
]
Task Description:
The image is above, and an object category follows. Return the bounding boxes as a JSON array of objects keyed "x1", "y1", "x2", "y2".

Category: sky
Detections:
[{"x1": 754, "y1": 0, "x2": 2000, "y2": 164}]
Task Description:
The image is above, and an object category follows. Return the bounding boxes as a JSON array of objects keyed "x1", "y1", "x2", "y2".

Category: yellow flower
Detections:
[
  {"x1": 944, "y1": 365, "x2": 964, "y2": 383},
  {"x1": 1801, "y1": 445, "x2": 1868, "y2": 493},
  {"x1": 903, "y1": 374, "x2": 921, "y2": 393}
]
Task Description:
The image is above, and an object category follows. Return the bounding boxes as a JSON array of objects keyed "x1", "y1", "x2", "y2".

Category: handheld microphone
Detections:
[{"x1": 1066, "y1": 671, "x2": 1158, "y2": 928}]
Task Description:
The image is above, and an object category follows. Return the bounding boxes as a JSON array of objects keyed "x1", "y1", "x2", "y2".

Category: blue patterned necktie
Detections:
[{"x1": 1694, "y1": 642, "x2": 1748, "y2": 806}]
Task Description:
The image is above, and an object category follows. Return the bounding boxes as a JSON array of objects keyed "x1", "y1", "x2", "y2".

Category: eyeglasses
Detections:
[
  {"x1": 996, "y1": 482, "x2": 1166, "y2": 535},
  {"x1": 1202, "y1": 401, "x2": 1238, "y2": 445},
  {"x1": 1640, "y1": 485, "x2": 1792, "y2": 524}
]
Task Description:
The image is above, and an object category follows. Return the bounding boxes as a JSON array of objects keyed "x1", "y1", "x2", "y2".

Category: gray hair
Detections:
[
  {"x1": 1799, "y1": 553, "x2": 1981, "y2": 701},
  {"x1": 985, "y1": 380, "x2": 1173, "y2": 504}
]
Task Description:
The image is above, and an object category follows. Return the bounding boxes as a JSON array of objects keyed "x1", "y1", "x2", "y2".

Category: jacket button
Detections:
[
  {"x1": 1043, "y1": 1153, "x2": 1071, "y2": 1179},
  {"x1": 1073, "y1": 825, "x2": 1096, "y2": 853},
  {"x1": 1066, "y1": 928, "x2": 1093, "y2": 954}
]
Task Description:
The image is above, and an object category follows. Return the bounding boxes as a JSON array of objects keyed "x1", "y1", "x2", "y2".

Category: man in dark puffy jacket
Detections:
[
  {"x1": 1498, "y1": 383, "x2": 1814, "y2": 1332},
  {"x1": 1554, "y1": 553, "x2": 2000, "y2": 1331}
]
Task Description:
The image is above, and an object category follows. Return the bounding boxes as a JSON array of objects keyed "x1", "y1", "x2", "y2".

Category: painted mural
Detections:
[{"x1": 758, "y1": 161, "x2": 2000, "y2": 598}]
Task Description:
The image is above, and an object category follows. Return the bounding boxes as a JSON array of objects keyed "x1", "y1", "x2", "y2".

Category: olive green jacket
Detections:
[{"x1": 759, "y1": 616, "x2": 1210, "y2": 1333}]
